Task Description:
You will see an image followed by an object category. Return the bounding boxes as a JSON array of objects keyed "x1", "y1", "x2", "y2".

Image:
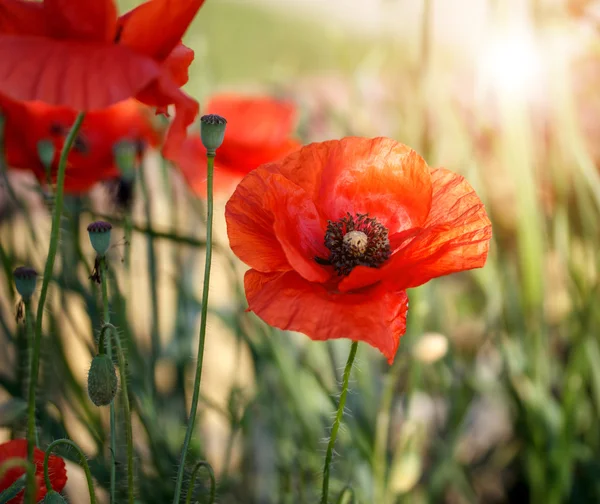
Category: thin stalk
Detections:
[
  {"x1": 0, "y1": 458, "x2": 36, "y2": 502},
  {"x1": 172, "y1": 153, "x2": 216, "y2": 504},
  {"x1": 321, "y1": 341, "x2": 359, "y2": 504},
  {"x1": 43, "y1": 439, "x2": 96, "y2": 504},
  {"x1": 27, "y1": 112, "x2": 85, "y2": 502},
  {"x1": 23, "y1": 300, "x2": 37, "y2": 448},
  {"x1": 139, "y1": 165, "x2": 160, "y2": 392},
  {"x1": 103, "y1": 323, "x2": 134, "y2": 504},
  {"x1": 184, "y1": 461, "x2": 216, "y2": 504},
  {"x1": 101, "y1": 257, "x2": 116, "y2": 504}
]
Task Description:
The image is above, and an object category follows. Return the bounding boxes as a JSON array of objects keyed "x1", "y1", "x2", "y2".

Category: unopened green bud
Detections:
[
  {"x1": 87, "y1": 221, "x2": 112, "y2": 257},
  {"x1": 113, "y1": 141, "x2": 137, "y2": 181},
  {"x1": 200, "y1": 114, "x2": 227, "y2": 154},
  {"x1": 37, "y1": 140, "x2": 55, "y2": 171},
  {"x1": 44, "y1": 490, "x2": 67, "y2": 503},
  {"x1": 87, "y1": 354, "x2": 118, "y2": 406},
  {"x1": 13, "y1": 266, "x2": 38, "y2": 300}
]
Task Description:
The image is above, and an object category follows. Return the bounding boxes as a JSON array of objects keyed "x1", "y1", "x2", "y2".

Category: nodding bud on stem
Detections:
[
  {"x1": 37, "y1": 140, "x2": 55, "y2": 171},
  {"x1": 113, "y1": 141, "x2": 137, "y2": 181},
  {"x1": 43, "y1": 490, "x2": 67, "y2": 503},
  {"x1": 87, "y1": 221, "x2": 112, "y2": 257},
  {"x1": 200, "y1": 114, "x2": 227, "y2": 155},
  {"x1": 87, "y1": 354, "x2": 118, "y2": 406},
  {"x1": 13, "y1": 266, "x2": 38, "y2": 300}
]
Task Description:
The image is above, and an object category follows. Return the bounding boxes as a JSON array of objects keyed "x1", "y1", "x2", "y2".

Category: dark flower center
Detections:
[{"x1": 315, "y1": 213, "x2": 391, "y2": 276}]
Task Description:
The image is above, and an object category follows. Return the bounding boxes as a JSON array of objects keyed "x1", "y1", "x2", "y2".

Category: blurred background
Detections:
[{"x1": 2, "y1": 0, "x2": 600, "y2": 502}]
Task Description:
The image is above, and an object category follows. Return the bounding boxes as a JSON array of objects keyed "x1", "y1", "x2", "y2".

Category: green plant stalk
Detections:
[
  {"x1": 172, "y1": 153, "x2": 216, "y2": 504},
  {"x1": 0, "y1": 458, "x2": 36, "y2": 503},
  {"x1": 321, "y1": 341, "x2": 359, "y2": 504},
  {"x1": 23, "y1": 299, "x2": 36, "y2": 450},
  {"x1": 185, "y1": 461, "x2": 216, "y2": 504},
  {"x1": 103, "y1": 323, "x2": 134, "y2": 504},
  {"x1": 336, "y1": 486, "x2": 356, "y2": 504},
  {"x1": 27, "y1": 112, "x2": 85, "y2": 502},
  {"x1": 43, "y1": 439, "x2": 96, "y2": 503},
  {"x1": 101, "y1": 257, "x2": 117, "y2": 504},
  {"x1": 139, "y1": 166, "x2": 160, "y2": 392}
]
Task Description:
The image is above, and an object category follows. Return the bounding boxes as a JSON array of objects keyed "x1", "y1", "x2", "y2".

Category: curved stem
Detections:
[
  {"x1": 320, "y1": 341, "x2": 359, "y2": 504},
  {"x1": 184, "y1": 461, "x2": 216, "y2": 504},
  {"x1": 27, "y1": 111, "x2": 85, "y2": 502},
  {"x1": 100, "y1": 257, "x2": 116, "y2": 503},
  {"x1": 0, "y1": 458, "x2": 36, "y2": 502},
  {"x1": 103, "y1": 323, "x2": 134, "y2": 504},
  {"x1": 335, "y1": 485, "x2": 356, "y2": 504},
  {"x1": 172, "y1": 153, "x2": 215, "y2": 504},
  {"x1": 43, "y1": 439, "x2": 96, "y2": 504}
]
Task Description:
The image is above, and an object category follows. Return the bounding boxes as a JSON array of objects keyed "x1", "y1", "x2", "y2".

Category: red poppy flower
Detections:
[
  {"x1": 171, "y1": 94, "x2": 301, "y2": 196},
  {"x1": 0, "y1": 439, "x2": 67, "y2": 503},
  {"x1": 0, "y1": 0, "x2": 203, "y2": 158},
  {"x1": 1, "y1": 93, "x2": 160, "y2": 193},
  {"x1": 225, "y1": 137, "x2": 492, "y2": 363}
]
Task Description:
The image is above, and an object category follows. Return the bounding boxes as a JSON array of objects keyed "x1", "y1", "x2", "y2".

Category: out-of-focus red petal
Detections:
[
  {"x1": 0, "y1": 36, "x2": 160, "y2": 110},
  {"x1": 217, "y1": 138, "x2": 302, "y2": 177},
  {"x1": 117, "y1": 0, "x2": 205, "y2": 60},
  {"x1": 245, "y1": 270, "x2": 409, "y2": 364},
  {"x1": 274, "y1": 138, "x2": 433, "y2": 233},
  {"x1": 0, "y1": 439, "x2": 67, "y2": 502},
  {"x1": 0, "y1": 0, "x2": 46, "y2": 35},
  {"x1": 341, "y1": 168, "x2": 492, "y2": 293},
  {"x1": 44, "y1": 0, "x2": 118, "y2": 41},
  {"x1": 162, "y1": 43, "x2": 194, "y2": 87},
  {"x1": 226, "y1": 168, "x2": 330, "y2": 282},
  {"x1": 206, "y1": 95, "x2": 297, "y2": 148}
]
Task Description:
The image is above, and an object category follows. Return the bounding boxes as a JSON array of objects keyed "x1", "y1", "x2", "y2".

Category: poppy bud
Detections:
[
  {"x1": 37, "y1": 140, "x2": 55, "y2": 171},
  {"x1": 13, "y1": 266, "x2": 38, "y2": 300},
  {"x1": 113, "y1": 141, "x2": 137, "y2": 181},
  {"x1": 87, "y1": 354, "x2": 118, "y2": 406},
  {"x1": 86, "y1": 221, "x2": 112, "y2": 257},
  {"x1": 43, "y1": 490, "x2": 67, "y2": 503},
  {"x1": 200, "y1": 114, "x2": 227, "y2": 154}
]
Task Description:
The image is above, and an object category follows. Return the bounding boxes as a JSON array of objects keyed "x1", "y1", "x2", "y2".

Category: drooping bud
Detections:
[
  {"x1": 87, "y1": 354, "x2": 118, "y2": 406},
  {"x1": 37, "y1": 140, "x2": 55, "y2": 172},
  {"x1": 43, "y1": 490, "x2": 67, "y2": 503},
  {"x1": 200, "y1": 114, "x2": 227, "y2": 154},
  {"x1": 113, "y1": 141, "x2": 137, "y2": 181},
  {"x1": 13, "y1": 266, "x2": 38, "y2": 300},
  {"x1": 87, "y1": 221, "x2": 112, "y2": 257}
]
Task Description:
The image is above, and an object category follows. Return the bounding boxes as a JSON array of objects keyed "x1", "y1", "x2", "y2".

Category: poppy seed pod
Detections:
[
  {"x1": 87, "y1": 221, "x2": 112, "y2": 257},
  {"x1": 13, "y1": 266, "x2": 38, "y2": 300},
  {"x1": 87, "y1": 354, "x2": 118, "y2": 407},
  {"x1": 43, "y1": 490, "x2": 67, "y2": 503},
  {"x1": 200, "y1": 114, "x2": 227, "y2": 154}
]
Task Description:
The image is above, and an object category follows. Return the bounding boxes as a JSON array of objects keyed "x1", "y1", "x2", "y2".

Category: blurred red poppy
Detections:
[
  {"x1": 0, "y1": 93, "x2": 160, "y2": 193},
  {"x1": 171, "y1": 94, "x2": 301, "y2": 196},
  {"x1": 0, "y1": 439, "x2": 67, "y2": 503},
  {"x1": 0, "y1": 0, "x2": 203, "y2": 158},
  {"x1": 225, "y1": 137, "x2": 492, "y2": 363}
]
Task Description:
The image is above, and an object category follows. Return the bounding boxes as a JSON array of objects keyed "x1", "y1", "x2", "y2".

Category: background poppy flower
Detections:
[
  {"x1": 171, "y1": 94, "x2": 301, "y2": 196},
  {"x1": 0, "y1": 93, "x2": 160, "y2": 193},
  {"x1": 0, "y1": 439, "x2": 67, "y2": 503},
  {"x1": 225, "y1": 137, "x2": 492, "y2": 363},
  {"x1": 0, "y1": 0, "x2": 203, "y2": 158}
]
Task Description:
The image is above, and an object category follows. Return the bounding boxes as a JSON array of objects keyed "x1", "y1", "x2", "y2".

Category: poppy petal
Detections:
[
  {"x1": 117, "y1": 0, "x2": 205, "y2": 60},
  {"x1": 274, "y1": 138, "x2": 433, "y2": 233},
  {"x1": 0, "y1": 0, "x2": 46, "y2": 35},
  {"x1": 217, "y1": 138, "x2": 302, "y2": 176},
  {"x1": 226, "y1": 168, "x2": 329, "y2": 282},
  {"x1": 370, "y1": 168, "x2": 491, "y2": 291},
  {"x1": 0, "y1": 36, "x2": 160, "y2": 110},
  {"x1": 245, "y1": 270, "x2": 409, "y2": 364},
  {"x1": 162, "y1": 43, "x2": 195, "y2": 87},
  {"x1": 0, "y1": 439, "x2": 67, "y2": 502},
  {"x1": 44, "y1": 0, "x2": 118, "y2": 41}
]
